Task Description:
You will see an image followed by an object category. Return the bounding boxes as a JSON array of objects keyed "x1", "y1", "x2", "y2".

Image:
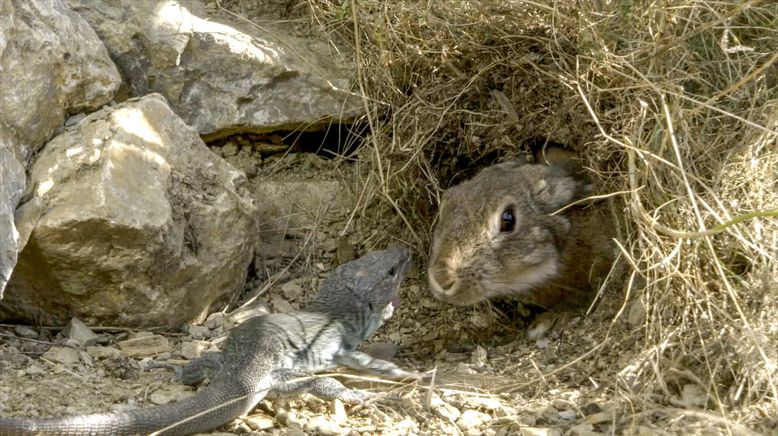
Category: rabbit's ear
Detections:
[{"x1": 530, "y1": 174, "x2": 576, "y2": 212}]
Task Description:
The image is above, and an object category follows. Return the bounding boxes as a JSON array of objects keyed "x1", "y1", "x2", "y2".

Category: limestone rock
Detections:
[
  {"x1": 2, "y1": 94, "x2": 257, "y2": 327},
  {"x1": 69, "y1": 0, "x2": 362, "y2": 138},
  {"x1": 41, "y1": 346, "x2": 80, "y2": 365},
  {"x1": 0, "y1": 0, "x2": 120, "y2": 157},
  {"x1": 0, "y1": 144, "x2": 24, "y2": 298},
  {"x1": 62, "y1": 317, "x2": 98, "y2": 347}
]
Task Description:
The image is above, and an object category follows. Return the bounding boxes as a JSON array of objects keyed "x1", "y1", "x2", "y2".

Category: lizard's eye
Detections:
[{"x1": 388, "y1": 266, "x2": 397, "y2": 276}]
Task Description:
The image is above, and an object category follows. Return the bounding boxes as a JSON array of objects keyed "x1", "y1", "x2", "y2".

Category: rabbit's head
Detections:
[{"x1": 428, "y1": 158, "x2": 593, "y2": 306}]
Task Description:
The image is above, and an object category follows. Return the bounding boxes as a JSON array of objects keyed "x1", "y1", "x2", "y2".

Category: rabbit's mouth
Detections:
[
  {"x1": 428, "y1": 257, "x2": 561, "y2": 306},
  {"x1": 428, "y1": 265, "x2": 485, "y2": 306}
]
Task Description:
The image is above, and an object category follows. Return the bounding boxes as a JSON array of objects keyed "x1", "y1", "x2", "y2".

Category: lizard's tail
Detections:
[{"x1": 0, "y1": 380, "x2": 267, "y2": 436}]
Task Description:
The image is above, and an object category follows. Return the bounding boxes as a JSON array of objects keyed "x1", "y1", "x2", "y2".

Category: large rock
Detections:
[
  {"x1": 0, "y1": 0, "x2": 121, "y2": 297},
  {"x1": 2, "y1": 94, "x2": 257, "y2": 327},
  {"x1": 0, "y1": 0, "x2": 121, "y2": 159},
  {"x1": 0, "y1": 142, "x2": 24, "y2": 298},
  {"x1": 69, "y1": 0, "x2": 363, "y2": 138}
]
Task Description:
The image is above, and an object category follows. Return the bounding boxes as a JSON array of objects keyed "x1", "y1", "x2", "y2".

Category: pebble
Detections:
[
  {"x1": 23, "y1": 364, "x2": 46, "y2": 375},
  {"x1": 535, "y1": 338, "x2": 551, "y2": 349},
  {"x1": 271, "y1": 295, "x2": 295, "y2": 313},
  {"x1": 13, "y1": 325, "x2": 39, "y2": 339},
  {"x1": 178, "y1": 340, "x2": 208, "y2": 360},
  {"x1": 462, "y1": 395, "x2": 503, "y2": 412},
  {"x1": 41, "y1": 346, "x2": 80, "y2": 364},
  {"x1": 520, "y1": 427, "x2": 563, "y2": 436},
  {"x1": 581, "y1": 402, "x2": 603, "y2": 416},
  {"x1": 568, "y1": 423, "x2": 599, "y2": 436},
  {"x1": 185, "y1": 325, "x2": 210, "y2": 339},
  {"x1": 281, "y1": 280, "x2": 304, "y2": 301},
  {"x1": 203, "y1": 312, "x2": 230, "y2": 331},
  {"x1": 457, "y1": 409, "x2": 491, "y2": 431},
  {"x1": 86, "y1": 345, "x2": 121, "y2": 360},
  {"x1": 584, "y1": 411, "x2": 613, "y2": 424},
  {"x1": 330, "y1": 399, "x2": 347, "y2": 423},
  {"x1": 244, "y1": 414, "x2": 275, "y2": 431},
  {"x1": 471, "y1": 345, "x2": 488, "y2": 368},
  {"x1": 306, "y1": 415, "x2": 343, "y2": 435},
  {"x1": 429, "y1": 394, "x2": 461, "y2": 422},
  {"x1": 456, "y1": 362, "x2": 478, "y2": 375},
  {"x1": 62, "y1": 317, "x2": 99, "y2": 346},
  {"x1": 559, "y1": 409, "x2": 577, "y2": 420},
  {"x1": 276, "y1": 410, "x2": 303, "y2": 430}
]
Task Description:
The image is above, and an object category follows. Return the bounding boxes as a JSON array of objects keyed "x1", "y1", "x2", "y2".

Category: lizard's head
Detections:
[{"x1": 310, "y1": 246, "x2": 411, "y2": 335}]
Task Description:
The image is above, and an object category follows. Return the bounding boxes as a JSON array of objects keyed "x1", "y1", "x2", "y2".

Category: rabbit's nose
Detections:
[{"x1": 429, "y1": 263, "x2": 456, "y2": 292}]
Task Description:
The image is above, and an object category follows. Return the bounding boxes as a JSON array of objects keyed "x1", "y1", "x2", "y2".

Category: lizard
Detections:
[{"x1": 0, "y1": 246, "x2": 420, "y2": 436}]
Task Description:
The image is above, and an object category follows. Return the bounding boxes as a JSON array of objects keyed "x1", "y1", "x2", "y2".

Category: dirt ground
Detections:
[{"x1": 0, "y1": 146, "x2": 736, "y2": 436}]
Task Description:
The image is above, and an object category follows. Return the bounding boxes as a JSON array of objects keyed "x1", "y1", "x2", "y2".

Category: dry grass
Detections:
[{"x1": 303, "y1": 0, "x2": 778, "y2": 432}]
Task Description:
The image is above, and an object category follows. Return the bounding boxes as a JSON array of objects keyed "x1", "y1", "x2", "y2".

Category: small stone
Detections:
[
  {"x1": 471, "y1": 345, "x2": 488, "y2": 368},
  {"x1": 520, "y1": 427, "x2": 563, "y2": 436},
  {"x1": 330, "y1": 399, "x2": 347, "y2": 423},
  {"x1": 538, "y1": 405, "x2": 560, "y2": 422},
  {"x1": 456, "y1": 362, "x2": 477, "y2": 375},
  {"x1": 568, "y1": 423, "x2": 598, "y2": 436},
  {"x1": 62, "y1": 317, "x2": 99, "y2": 346},
  {"x1": 306, "y1": 415, "x2": 342, "y2": 435},
  {"x1": 178, "y1": 340, "x2": 209, "y2": 360},
  {"x1": 85, "y1": 345, "x2": 120, "y2": 360},
  {"x1": 13, "y1": 325, "x2": 39, "y2": 339},
  {"x1": 185, "y1": 325, "x2": 210, "y2": 339},
  {"x1": 149, "y1": 384, "x2": 194, "y2": 405},
  {"x1": 156, "y1": 352, "x2": 172, "y2": 361},
  {"x1": 281, "y1": 280, "x2": 304, "y2": 301},
  {"x1": 457, "y1": 409, "x2": 491, "y2": 430},
  {"x1": 362, "y1": 342, "x2": 398, "y2": 361},
  {"x1": 24, "y1": 364, "x2": 45, "y2": 375},
  {"x1": 203, "y1": 312, "x2": 230, "y2": 330},
  {"x1": 78, "y1": 350, "x2": 93, "y2": 366},
  {"x1": 41, "y1": 346, "x2": 80, "y2": 364},
  {"x1": 535, "y1": 338, "x2": 551, "y2": 349},
  {"x1": 559, "y1": 410, "x2": 577, "y2": 420},
  {"x1": 469, "y1": 312, "x2": 489, "y2": 329},
  {"x1": 462, "y1": 396, "x2": 503, "y2": 412},
  {"x1": 583, "y1": 412, "x2": 613, "y2": 424},
  {"x1": 430, "y1": 394, "x2": 461, "y2": 422},
  {"x1": 245, "y1": 414, "x2": 275, "y2": 431},
  {"x1": 117, "y1": 333, "x2": 171, "y2": 357},
  {"x1": 581, "y1": 402, "x2": 603, "y2": 416},
  {"x1": 271, "y1": 295, "x2": 294, "y2": 313},
  {"x1": 277, "y1": 410, "x2": 303, "y2": 430}
]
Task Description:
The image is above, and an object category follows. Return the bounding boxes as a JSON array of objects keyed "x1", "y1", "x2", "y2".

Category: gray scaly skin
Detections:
[{"x1": 0, "y1": 247, "x2": 418, "y2": 436}]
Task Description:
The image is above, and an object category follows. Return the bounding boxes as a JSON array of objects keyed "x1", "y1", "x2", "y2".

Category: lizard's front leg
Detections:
[
  {"x1": 267, "y1": 369, "x2": 376, "y2": 403},
  {"x1": 336, "y1": 351, "x2": 422, "y2": 380}
]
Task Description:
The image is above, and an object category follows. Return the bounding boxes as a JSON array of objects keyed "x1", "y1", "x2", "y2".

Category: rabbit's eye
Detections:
[{"x1": 499, "y1": 207, "x2": 516, "y2": 232}]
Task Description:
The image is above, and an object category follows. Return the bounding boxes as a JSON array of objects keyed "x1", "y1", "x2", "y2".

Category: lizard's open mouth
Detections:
[{"x1": 390, "y1": 296, "x2": 401, "y2": 307}]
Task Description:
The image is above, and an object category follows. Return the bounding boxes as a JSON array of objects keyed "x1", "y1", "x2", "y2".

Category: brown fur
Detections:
[{"x1": 428, "y1": 152, "x2": 614, "y2": 310}]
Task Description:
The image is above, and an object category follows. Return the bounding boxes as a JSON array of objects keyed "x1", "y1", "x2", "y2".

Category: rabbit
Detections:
[{"x1": 427, "y1": 148, "x2": 615, "y2": 310}]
